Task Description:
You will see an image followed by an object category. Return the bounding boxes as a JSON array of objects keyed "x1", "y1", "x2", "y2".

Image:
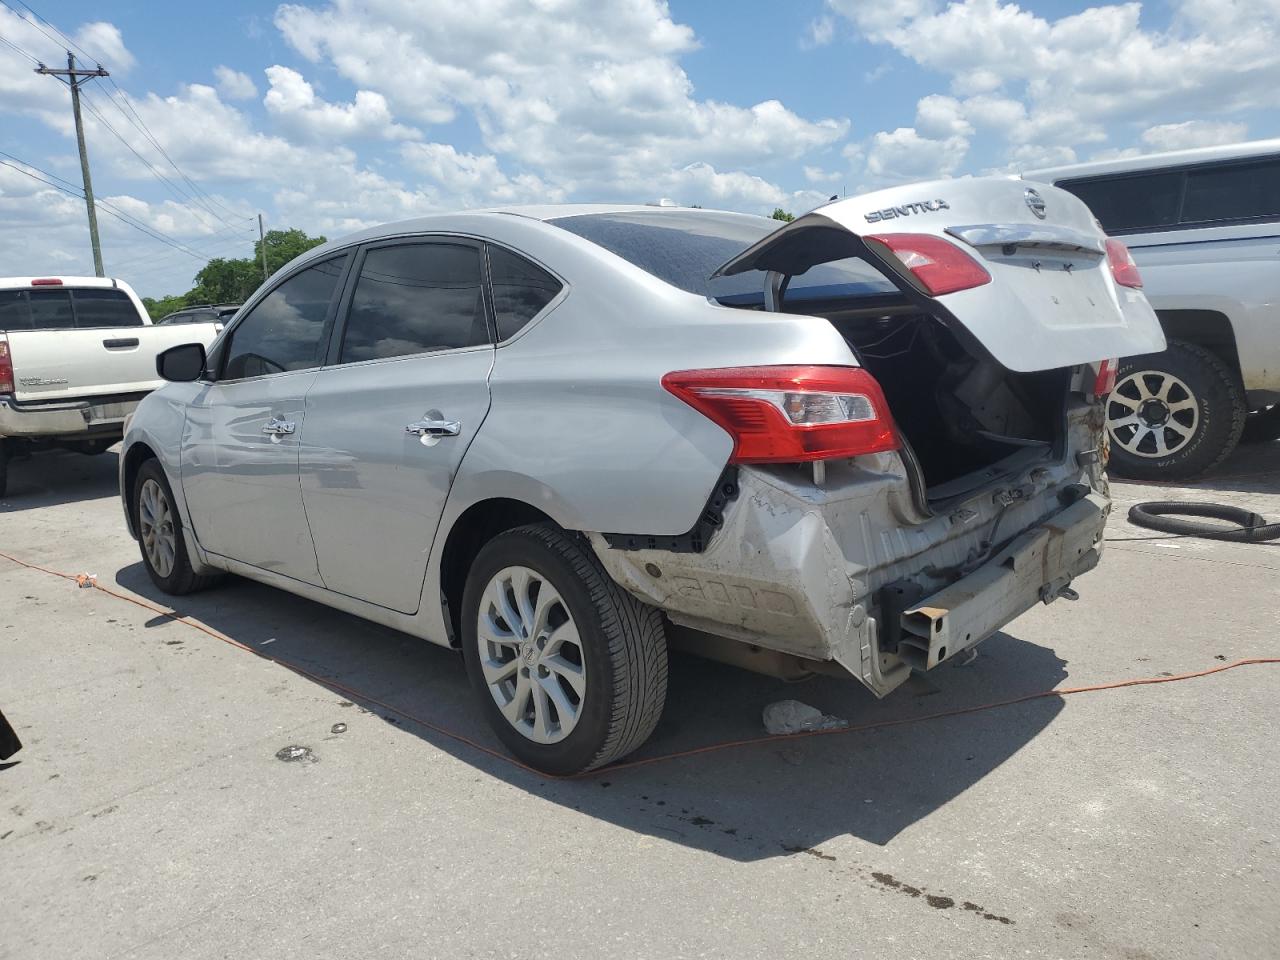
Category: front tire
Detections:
[
  {"x1": 1105, "y1": 340, "x2": 1246, "y2": 481},
  {"x1": 461, "y1": 525, "x2": 667, "y2": 776},
  {"x1": 133, "y1": 459, "x2": 222, "y2": 595}
]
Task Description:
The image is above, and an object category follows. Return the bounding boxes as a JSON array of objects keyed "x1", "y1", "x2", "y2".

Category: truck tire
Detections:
[
  {"x1": 0, "y1": 442, "x2": 7, "y2": 499},
  {"x1": 1240, "y1": 405, "x2": 1280, "y2": 444},
  {"x1": 461, "y1": 524, "x2": 668, "y2": 776},
  {"x1": 1105, "y1": 340, "x2": 1246, "y2": 482},
  {"x1": 132, "y1": 459, "x2": 223, "y2": 595}
]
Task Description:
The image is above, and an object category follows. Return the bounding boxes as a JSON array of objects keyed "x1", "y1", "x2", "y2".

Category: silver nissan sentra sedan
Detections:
[{"x1": 120, "y1": 178, "x2": 1164, "y2": 774}]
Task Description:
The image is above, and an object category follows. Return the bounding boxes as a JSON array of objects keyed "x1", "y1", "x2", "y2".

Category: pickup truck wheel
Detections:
[
  {"x1": 133, "y1": 459, "x2": 222, "y2": 595},
  {"x1": 461, "y1": 525, "x2": 667, "y2": 776},
  {"x1": 0, "y1": 442, "x2": 7, "y2": 498},
  {"x1": 1240, "y1": 405, "x2": 1280, "y2": 444},
  {"x1": 1105, "y1": 340, "x2": 1246, "y2": 481}
]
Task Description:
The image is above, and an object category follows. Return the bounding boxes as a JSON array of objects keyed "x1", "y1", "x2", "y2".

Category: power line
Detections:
[
  {"x1": 0, "y1": 31, "x2": 39, "y2": 64},
  {"x1": 6, "y1": 0, "x2": 91, "y2": 60},
  {"x1": 12, "y1": 0, "x2": 254, "y2": 228},
  {"x1": 102, "y1": 78, "x2": 254, "y2": 224},
  {"x1": 0, "y1": 155, "x2": 235, "y2": 265},
  {"x1": 74, "y1": 88, "x2": 231, "y2": 233}
]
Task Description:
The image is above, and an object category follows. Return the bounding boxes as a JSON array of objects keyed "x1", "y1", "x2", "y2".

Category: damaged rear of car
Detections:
[{"x1": 566, "y1": 179, "x2": 1163, "y2": 698}]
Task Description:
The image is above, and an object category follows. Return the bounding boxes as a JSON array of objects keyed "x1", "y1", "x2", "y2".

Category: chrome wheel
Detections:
[
  {"x1": 1107, "y1": 369, "x2": 1200, "y2": 459},
  {"x1": 476, "y1": 565, "x2": 586, "y2": 745},
  {"x1": 138, "y1": 478, "x2": 176, "y2": 578}
]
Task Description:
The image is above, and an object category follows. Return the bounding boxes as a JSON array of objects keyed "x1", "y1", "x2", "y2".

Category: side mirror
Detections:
[{"x1": 156, "y1": 342, "x2": 207, "y2": 382}]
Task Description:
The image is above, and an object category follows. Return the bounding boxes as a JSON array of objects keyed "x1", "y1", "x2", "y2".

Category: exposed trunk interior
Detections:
[{"x1": 828, "y1": 311, "x2": 1067, "y2": 500}]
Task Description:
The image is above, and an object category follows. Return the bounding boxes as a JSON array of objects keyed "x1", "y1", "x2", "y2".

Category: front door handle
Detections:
[
  {"x1": 405, "y1": 418, "x2": 461, "y2": 438},
  {"x1": 262, "y1": 417, "x2": 296, "y2": 437}
]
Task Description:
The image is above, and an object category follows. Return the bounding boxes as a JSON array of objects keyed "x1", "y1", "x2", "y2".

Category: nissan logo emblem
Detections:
[{"x1": 1025, "y1": 187, "x2": 1047, "y2": 219}]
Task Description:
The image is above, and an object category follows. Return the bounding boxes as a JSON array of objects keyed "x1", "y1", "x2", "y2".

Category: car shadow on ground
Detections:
[
  {"x1": 0, "y1": 448, "x2": 120, "y2": 513},
  {"x1": 115, "y1": 560, "x2": 1067, "y2": 861},
  {"x1": 1110, "y1": 438, "x2": 1280, "y2": 498}
]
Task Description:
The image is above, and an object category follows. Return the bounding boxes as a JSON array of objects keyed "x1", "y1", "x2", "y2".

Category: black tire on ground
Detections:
[
  {"x1": 1106, "y1": 340, "x2": 1247, "y2": 482},
  {"x1": 132, "y1": 458, "x2": 223, "y2": 595},
  {"x1": 461, "y1": 524, "x2": 668, "y2": 776},
  {"x1": 0, "y1": 441, "x2": 7, "y2": 499},
  {"x1": 78, "y1": 439, "x2": 115, "y2": 455},
  {"x1": 1240, "y1": 405, "x2": 1280, "y2": 444}
]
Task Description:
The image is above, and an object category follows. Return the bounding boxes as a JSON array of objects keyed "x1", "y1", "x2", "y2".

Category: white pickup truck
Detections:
[{"x1": 0, "y1": 276, "x2": 222, "y2": 497}]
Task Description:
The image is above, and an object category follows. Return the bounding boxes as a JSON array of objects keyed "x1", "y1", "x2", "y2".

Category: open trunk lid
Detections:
[{"x1": 713, "y1": 177, "x2": 1164, "y2": 372}]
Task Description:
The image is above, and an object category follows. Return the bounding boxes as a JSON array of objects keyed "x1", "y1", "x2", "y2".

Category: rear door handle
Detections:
[
  {"x1": 262, "y1": 417, "x2": 296, "y2": 437},
  {"x1": 405, "y1": 418, "x2": 461, "y2": 438},
  {"x1": 103, "y1": 337, "x2": 139, "y2": 348}
]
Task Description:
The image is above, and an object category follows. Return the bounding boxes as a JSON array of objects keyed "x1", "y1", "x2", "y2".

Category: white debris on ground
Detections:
[{"x1": 762, "y1": 699, "x2": 849, "y2": 736}]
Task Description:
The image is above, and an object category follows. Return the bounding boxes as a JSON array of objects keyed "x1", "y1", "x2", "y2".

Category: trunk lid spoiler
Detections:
[{"x1": 712, "y1": 177, "x2": 1164, "y2": 373}]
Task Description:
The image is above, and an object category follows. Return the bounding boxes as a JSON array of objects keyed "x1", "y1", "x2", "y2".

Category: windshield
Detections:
[{"x1": 548, "y1": 209, "x2": 896, "y2": 305}]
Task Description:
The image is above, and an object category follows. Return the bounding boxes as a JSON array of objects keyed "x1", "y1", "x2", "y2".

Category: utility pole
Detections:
[
  {"x1": 36, "y1": 53, "x2": 110, "y2": 277},
  {"x1": 258, "y1": 213, "x2": 269, "y2": 281}
]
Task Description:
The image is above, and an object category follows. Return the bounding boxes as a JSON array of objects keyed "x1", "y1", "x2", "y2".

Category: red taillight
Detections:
[
  {"x1": 1092, "y1": 358, "x2": 1118, "y2": 397},
  {"x1": 30, "y1": 277, "x2": 62, "y2": 286},
  {"x1": 865, "y1": 233, "x2": 991, "y2": 296},
  {"x1": 1105, "y1": 238, "x2": 1142, "y2": 288},
  {"x1": 0, "y1": 338, "x2": 13, "y2": 394},
  {"x1": 662, "y1": 365, "x2": 898, "y2": 463}
]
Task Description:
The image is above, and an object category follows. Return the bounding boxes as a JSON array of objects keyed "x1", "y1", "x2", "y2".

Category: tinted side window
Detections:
[
  {"x1": 27, "y1": 290, "x2": 75, "y2": 330},
  {"x1": 0, "y1": 291, "x2": 31, "y2": 330},
  {"x1": 1181, "y1": 159, "x2": 1280, "y2": 224},
  {"x1": 72, "y1": 288, "x2": 144, "y2": 327},
  {"x1": 339, "y1": 243, "x2": 487, "y2": 363},
  {"x1": 222, "y1": 257, "x2": 345, "y2": 379},
  {"x1": 1058, "y1": 172, "x2": 1183, "y2": 232},
  {"x1": 487, "y1": 245, "x2": 562, "y2": 340}
]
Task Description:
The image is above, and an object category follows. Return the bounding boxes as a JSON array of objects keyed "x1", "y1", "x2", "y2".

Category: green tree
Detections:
[
  {"x1": 770, "y1": 208, "x2": 795, "y2": 222},
  {"x1": 141, "y1": 294, "x2": 193, "y2": 321},
  {"x1": 255, "y1": 228, "x2": 328, "y2": 275},
  {"x1": 190, "y1": 257, "x2": 265, "y2": 304}
]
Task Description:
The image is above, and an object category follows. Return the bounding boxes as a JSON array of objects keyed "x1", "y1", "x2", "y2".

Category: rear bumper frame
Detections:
[
  {"x1": 0, "y1": 394, "x2": 143, "y2": 439},
  {"x1": 591, "y1": 412, "x2": 1110, "y2": 697}
]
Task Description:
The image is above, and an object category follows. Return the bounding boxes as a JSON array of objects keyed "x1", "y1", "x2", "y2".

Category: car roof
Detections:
[
  {"x1": 0, "y1": 276, "x2": 137, "y2": 290},
  {"x1": 1024, "y1": 138, "x2": 1280, "y2": 183}
]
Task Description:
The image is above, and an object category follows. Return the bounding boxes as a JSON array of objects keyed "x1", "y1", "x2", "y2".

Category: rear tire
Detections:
[
  {"x1": 0, "y1": 441, "x2": 8, "y2": 498},
  {"x1": 461, "y1": 524, "x2": 667, "y2": 776},
  {"x1": 1105, "y1": 340, "x2": 1246, "y2": 481},
  {"x1": 133, "y1": 459, "x2": 223, "y2": 595},
  {"x1": 1241, "y1": 405, "x2": 1280, "y2": 444}
]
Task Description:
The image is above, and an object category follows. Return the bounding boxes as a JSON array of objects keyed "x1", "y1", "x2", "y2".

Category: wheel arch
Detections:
[
  {"x1": 122, "y1": 440, "x2": 159, "y2": 539},
  {"x1": 1155, "y1": 310, "x2": 1243, "y2": 386},
  {"x1": 438, "y1": 497, "x2": 556, "y2": 646}
]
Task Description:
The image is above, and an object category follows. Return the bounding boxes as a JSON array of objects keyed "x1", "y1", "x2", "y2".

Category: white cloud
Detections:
[
  {"x1": 263, "y1": 65, "x2": 420, "y2": 141},
  {"x1": 273, "y1": 0, "x2": 847, "y2": 196},
  {"x1": 74, "y1": 22, "x2": 135, "y2": 72},
  {"x1": 1141, "y1": 120, "x2": 1249, "y2": 151},
  {"x1": 865, "y1": 127, "x2": 969, "y2": 183},
  {"x1": 401, "y1": 142, "x2": 561, "y2": 207},
  {"x1": 214, "y1": 66, "x2": 257, "y2": 100},
  {"x1": 803, "y1": 165, "x2": 841, "y2": 184},
  {"x1": 828, "y1": 0, "x2": 1280, "y2": 172},
  {"x1": 803, "y1": 15, "x2": 835, "y2": 48}
]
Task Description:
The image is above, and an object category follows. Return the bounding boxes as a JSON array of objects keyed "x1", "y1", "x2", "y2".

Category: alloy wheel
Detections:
[
  {"x1": 138, "y1": 478, "x2": 176, "y2": 578},
  {"x1": 476, "y1": 565, "x2": 586, "y2": 745},
  {"x1": 1107, "y1": 369, "x2": 1200, "y2": 459}
]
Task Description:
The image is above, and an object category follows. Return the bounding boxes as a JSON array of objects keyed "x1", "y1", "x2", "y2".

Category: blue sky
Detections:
[{"x1": 1, "y1": 0, "x2": 1276, "y2": 297}]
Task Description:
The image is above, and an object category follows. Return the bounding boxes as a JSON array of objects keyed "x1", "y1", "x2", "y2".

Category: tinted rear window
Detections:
[
  {"x1": 549, "y1": 209, "x2": 895, "y2": 304},
  {"x1": 487, "y1": 245, "x2": 562, "y2": 340},
  {"x1": 0, "y1": 287, "x2": 144, "y2": 330},
  {"x1": 1182, "y1": 158, "x2": 1280, "y2": 224},
  {"x1": 339, "y1": 242, "x2": 488, "y2": 363},
  {"x1": 72, "y1": 288, "x2": 144, "y2": 327},
  {"x1": 1058, "y1": 173, "x2": 1183, "y2": 233}
]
